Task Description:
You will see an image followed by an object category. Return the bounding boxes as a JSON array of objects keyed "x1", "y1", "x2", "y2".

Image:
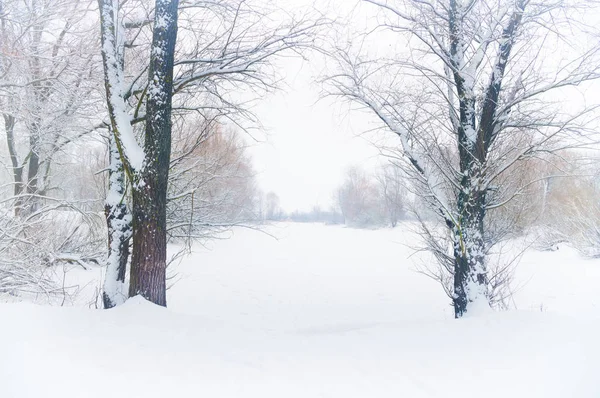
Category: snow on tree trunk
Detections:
[
  {"x1": 98, "y1": 0, "x2": 147, "y2": 306},
  {"x1": 103, "y1": 135, "x2": 132, "y2": 309},
  {"x1": 97, "y1": 0, "x2": 145, "y2": 173},
  {"x1": 129, "y1": 0, "x2": 179, "y2": 307},
  {"x1": 453, "y1": 166, "x2": 488, "y2": 317},
  {"x1": 446, "y1": 0, "x2": 524, "y2": 317},
  {"x1": 446, "y1": 0, "x2": 488, "y2": 317}
]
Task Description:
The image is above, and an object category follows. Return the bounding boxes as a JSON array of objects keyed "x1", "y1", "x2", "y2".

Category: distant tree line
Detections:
[{"x1": 255, "y1": 164, "x2": 408, "y2": 228}]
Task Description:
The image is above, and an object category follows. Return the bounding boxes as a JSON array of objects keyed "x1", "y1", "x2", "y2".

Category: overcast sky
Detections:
[
  {"x1": 245, "y1": 0, "x2": 384, "y2": 213},
  {"x1": 248, "y1": 58, "x2": 382, "y2": 213}
]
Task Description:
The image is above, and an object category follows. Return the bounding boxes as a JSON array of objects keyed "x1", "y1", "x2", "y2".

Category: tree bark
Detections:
[
  {"x1": 4, "y1": 114, "x2": 25, "y2": 216},
  {"x1": 24, "y1": 0, "x2": 44, "y2": 215},
  {"x1": 129, "y1": 0, "x2": 179, "y2": 306},
  {"x1": 103, "y1": 135, "x2": 132, "y2": 309},
  {"x1": 25, "y1": 120, "x2": 41, "y2": 211},
  {"x1": 452, "y1": 169, "x2": 487, "y2": 317}
]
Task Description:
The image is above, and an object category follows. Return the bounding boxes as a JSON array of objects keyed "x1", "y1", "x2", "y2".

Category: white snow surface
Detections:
[{"x1": 2, "y1": 222, "x2": 600, "y2": 397}]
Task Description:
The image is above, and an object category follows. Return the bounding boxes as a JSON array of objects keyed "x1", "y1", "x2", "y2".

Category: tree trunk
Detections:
[
  {"x1": 452, "y1": 169, "x2": 487, "y2": 317},
  {"x1": 450, "y1": 106, "x2": 490, "y2": 317},
  {"x1": 129, "y1": 0, "x2": 179, "y2": 306},
  {"x1": 103, "y1": 135, "x2": 132, "y2": 309},
  {"x1": 4, "y1": 114, "x2": 25, "y2": 216},
  {"x1": 448, "y1": 0, "x2": 492, "y2": 317},
  {"x1": 25, "y1": 119, "x2": 41, "y2": 214}
]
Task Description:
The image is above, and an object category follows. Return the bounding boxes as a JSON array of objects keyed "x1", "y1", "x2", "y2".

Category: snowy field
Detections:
[{"x1": 2, "y1": 222, "x2": 600, "y2": 397}]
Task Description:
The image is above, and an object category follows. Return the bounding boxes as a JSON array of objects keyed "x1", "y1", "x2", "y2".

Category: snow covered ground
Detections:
[{"x1": 2, "y1": 222, "x2": 600, "y2": 397}]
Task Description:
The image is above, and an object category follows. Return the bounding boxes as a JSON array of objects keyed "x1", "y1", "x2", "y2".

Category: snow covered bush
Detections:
[
  {"x1": 0, "y1": 203, "x2": 104, "y2": 302},
  {"x1": 535, "y1": 161, "x2": 600, "y2": 257}
]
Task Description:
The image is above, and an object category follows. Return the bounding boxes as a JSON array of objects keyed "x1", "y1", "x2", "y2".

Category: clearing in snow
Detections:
[{"x1": 1, "y1": 223, "x2": 599, "y2": 397}]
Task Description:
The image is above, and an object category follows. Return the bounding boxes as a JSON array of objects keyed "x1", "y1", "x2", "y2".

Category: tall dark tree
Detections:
[{"x1": 129, "y1": 0, "x2": 179, "y2": 306}]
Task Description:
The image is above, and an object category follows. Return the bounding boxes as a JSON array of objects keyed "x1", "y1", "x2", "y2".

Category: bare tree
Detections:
[
  {"x1": 0, "y1": 0, "x2": 100, "y2": 216},
  {"x1": 0, "y1": 0, "x2": 106, "y2": 300},
  {"x1": 328, "y1": 0, "x2": 600, "y2": 316},
  {"x1": 97, "y1": 0, "x2": 323, "y2": 306}
]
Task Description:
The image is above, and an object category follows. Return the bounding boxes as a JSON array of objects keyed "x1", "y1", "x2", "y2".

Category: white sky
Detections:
[
  {"x1": 248, "y1": 56, "x2": 382, "y2": 212},
  {"x1": 246, "y1": 0, "x2": 384, "y2": 213}
]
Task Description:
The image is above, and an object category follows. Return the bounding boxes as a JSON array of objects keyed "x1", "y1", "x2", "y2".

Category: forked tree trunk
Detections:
[
  {"x1": 447, "y1": 0, "x2": 524, "y2": 317},
  {"x1": 128, "y1": 0, "x2": 179, "y2": 306}
]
